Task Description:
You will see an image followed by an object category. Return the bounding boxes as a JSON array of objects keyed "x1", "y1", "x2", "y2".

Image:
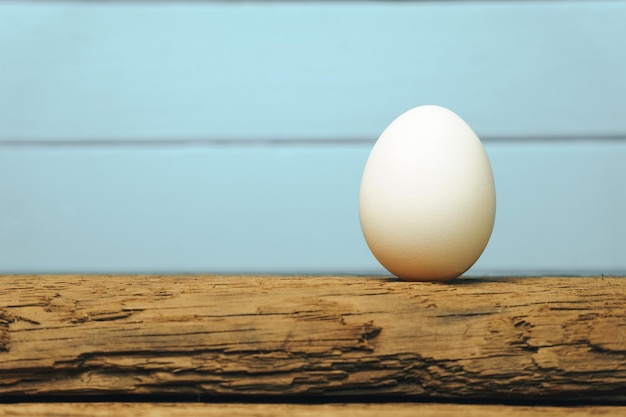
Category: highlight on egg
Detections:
[{"x1": 359, "y1": 105, "x2": 496, "y2": 282}]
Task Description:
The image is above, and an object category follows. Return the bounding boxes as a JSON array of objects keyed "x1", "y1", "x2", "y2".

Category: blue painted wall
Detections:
[{"x1": 1, "y1": 1, "x2": 625, "y2": 275}]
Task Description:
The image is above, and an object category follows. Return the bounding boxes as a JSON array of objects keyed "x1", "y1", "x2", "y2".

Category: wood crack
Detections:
[
  {"x1": 0, "y1": 275, "x2": 625, "y2": 403},
  {"x1": 0, "y1": 308, "x2": 12, "y2": 352}
]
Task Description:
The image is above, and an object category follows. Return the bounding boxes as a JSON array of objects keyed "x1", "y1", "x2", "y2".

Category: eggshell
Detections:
[{"x1": 359, "y1": 105, "x2": 496, "y2": 282}]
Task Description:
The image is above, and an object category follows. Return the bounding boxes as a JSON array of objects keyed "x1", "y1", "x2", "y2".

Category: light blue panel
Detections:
[
  {"x1": 1, "y1": 143, "x2": 624, "y2": 275},
  {"x1": 0, "y1": 146, "x2": 374, "y2": 273},
  {"x1": 474, "y1": 141, "x2": 626, "y2": 275},
  {"x1": 1, "y1": 1, "x2": 626, "y2": 142}
]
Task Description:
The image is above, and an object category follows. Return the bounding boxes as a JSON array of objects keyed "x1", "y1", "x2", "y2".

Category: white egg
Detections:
[{"x1": 359, "y1": 105, "x2": 496, "y2": 282}]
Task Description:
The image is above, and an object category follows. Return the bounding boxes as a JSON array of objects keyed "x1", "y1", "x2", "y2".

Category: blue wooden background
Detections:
[{"x1": 1, "y1": 1, "x2": 625, "y2": 275}]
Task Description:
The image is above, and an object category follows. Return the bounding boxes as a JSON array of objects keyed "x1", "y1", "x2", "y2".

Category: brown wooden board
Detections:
[
  {"x1": 0, "y1": 275, "x2": 625, "y2": 403},
  {"x1": 0, "y1": 402, "x2": 624, "y2": 417}
]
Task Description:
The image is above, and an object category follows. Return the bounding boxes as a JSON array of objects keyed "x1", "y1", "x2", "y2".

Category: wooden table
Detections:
[{"x1": 1, "y1": 275, "x2": 624, "y2": 416}]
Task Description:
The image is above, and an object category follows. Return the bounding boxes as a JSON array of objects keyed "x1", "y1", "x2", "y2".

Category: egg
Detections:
[{"x1": 359, "y1": 105, "x2": 496, "y2": 282}]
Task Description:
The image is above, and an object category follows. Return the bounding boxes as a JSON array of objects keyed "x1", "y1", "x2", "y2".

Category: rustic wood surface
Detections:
[
  {"x1": 0, "y1": 402, "x2": 624, "y2": 417},
  {"x1": 0, "y1": 275, "x2": 625, "y2": 403}
]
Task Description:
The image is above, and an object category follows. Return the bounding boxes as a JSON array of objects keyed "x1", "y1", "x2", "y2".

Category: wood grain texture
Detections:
[
  {"x1": 0, "y1": 275, "x2": 625, "y2": 403},
  {"x1": 0, "y1": 403, "x2": 624, "y2": 417}
]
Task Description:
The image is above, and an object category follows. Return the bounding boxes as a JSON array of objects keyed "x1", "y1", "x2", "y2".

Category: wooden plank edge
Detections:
[
  {"x1": 0, "y1": 402, "x2": 625, "y2": 417},
  {"x1": 0, "y1": 275, "x2": 625, "y2": 403}
]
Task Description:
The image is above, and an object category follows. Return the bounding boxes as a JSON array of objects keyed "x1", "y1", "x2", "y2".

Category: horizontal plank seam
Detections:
[{"x1": 1, "y1": 135, "x2": 626, "y2": 149}]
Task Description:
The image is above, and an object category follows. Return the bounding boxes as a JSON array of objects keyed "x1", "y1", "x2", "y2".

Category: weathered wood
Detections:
[
  {"x1": 0, "y1": 403, "x2": 624, "y2": 417},
  {"x1": 0, "y1": 275, "x2": 625, "y2": 403}
]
